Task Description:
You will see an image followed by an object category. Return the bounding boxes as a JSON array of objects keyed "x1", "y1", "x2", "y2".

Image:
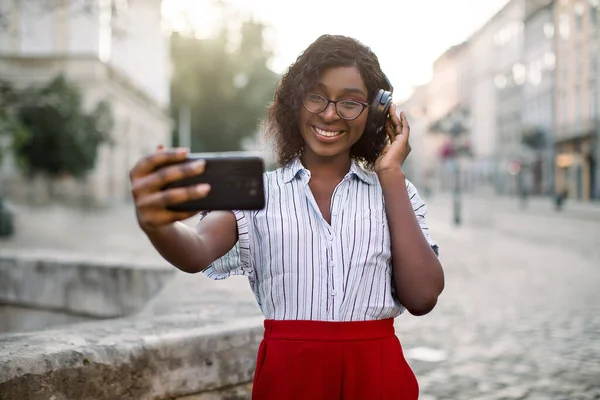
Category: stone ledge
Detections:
[
  {"x1": 0, "y1": 252, "x2": 174, "y2": 318},
  {"x1": 0, "y1": 314, "x2": 264, "y2": 400}
]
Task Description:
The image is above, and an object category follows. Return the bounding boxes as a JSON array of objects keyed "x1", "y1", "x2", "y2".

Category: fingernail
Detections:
[
  {"x1": 194, "y1": 160, "x2": 206, "y2": 169},
  {"x1": 197, "y1": 183, "x2": 210, "y2": 193},
  {"x1": 176, "y1": 147, "x2": 188, "y2": 155}
]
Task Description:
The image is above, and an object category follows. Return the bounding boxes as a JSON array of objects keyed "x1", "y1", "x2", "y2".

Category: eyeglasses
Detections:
[{"x1": 302, "y1": 92, "x2": 369, "y2": 121}]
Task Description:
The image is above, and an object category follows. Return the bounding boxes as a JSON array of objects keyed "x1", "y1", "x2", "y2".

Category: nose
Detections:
[{"x1": 320, "y1": 102, "x2": 340, "y2": 122}]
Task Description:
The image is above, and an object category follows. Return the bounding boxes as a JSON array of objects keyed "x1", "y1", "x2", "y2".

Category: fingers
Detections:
[
  {"x1": 386, "y1": 106, "x2": 411, "y2": 143},
  {"x1": 136, "y1": 183, "x2": 211, "y2": 209},
  {"x1": 388, "y1": 104, "x2": 402, "y2": 131},
  {"x1": 385, "y1": 119, "x2": 396, "y2": 144},
  {"x1": 131, "y1": 159, "x2": 206, "y2": 198},
  {"x1": 141, "y1": 209, "x2": 200, "y2": 229},
  {"x1": 129, "y1": 147, "x2": 189, "y2": 181},
  {"x1": 399, "y1": 110, "x2": 411, "y2": 139}
]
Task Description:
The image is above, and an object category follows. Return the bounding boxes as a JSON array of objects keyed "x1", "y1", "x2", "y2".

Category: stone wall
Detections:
[
  {"x1": 0, "y1": 315, "x2": 263, "y2": 400},
  {"x1": 0, "y1": 250, "x2": 264, "y2": 399},
  {"x1": 0, "y1": 252, "x2": 174, "y2": 333}
]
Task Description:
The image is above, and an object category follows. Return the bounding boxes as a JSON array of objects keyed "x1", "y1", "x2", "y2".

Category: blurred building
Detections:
[
  {"x1": 553, "y1": 0, "x2": 599, "y2": 201},
  {"x1": 469, "y1": 7, "x2": 504, "y2": 188},
  {"x1": 397, "y1": 85, "x2": 445, "y2": 195},
  {"x1": 521, "y1": 0, "x2": 556, "y2": 195},
  {"x1": 402, "y1": 0, "x2": 599, "y2": 202},
  {"x1": 490, "y1": 0, "x2": 527, "y2": 195},
  {"x1": 0, "y1": 0, "x2": 171, "y2": 206},
  {"x1": 426, "y1": 42, "x2": 473, "y2": 193}
]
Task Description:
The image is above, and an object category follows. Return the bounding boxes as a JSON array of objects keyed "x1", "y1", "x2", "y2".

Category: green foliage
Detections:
[
  {"x1": 13, "y1": 75, "x2": 113, "y2": 178},
  {"x1": 170, "y1": 19, "x2": 279, "y2": 152},
  {"x1": 0, "y1": 81, "x2": 30, "y2": 167}
]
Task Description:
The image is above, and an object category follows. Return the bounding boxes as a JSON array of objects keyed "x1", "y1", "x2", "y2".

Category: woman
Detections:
[{"x1": 130, "y1": 34, "x2": 444, "y2": 400}]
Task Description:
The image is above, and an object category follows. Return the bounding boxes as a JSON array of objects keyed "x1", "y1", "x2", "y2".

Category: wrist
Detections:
[
  {"x1": 376, "y1": 167, "x2": 406, "y2": 182},
  {"x1": 140, "y1": 221, "x2": 175, "y2": 237}
]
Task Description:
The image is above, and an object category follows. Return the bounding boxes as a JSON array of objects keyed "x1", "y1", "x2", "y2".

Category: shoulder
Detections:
[
  {"x1": 264, "y1": 165, "x2": 286, "y2": 187},
  {"x1": 404, "y1": 178, "x2": 419, "y2": 196}
]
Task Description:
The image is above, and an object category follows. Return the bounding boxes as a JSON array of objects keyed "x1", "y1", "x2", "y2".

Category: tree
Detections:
[
  {"x1": 13, "y1": 75, "x2": 113, "y2": 180},
  {"x1": 521, "y1": 126, "x2": 546, "y2": 151},
  {"x1": 0, "y1": 81, "x2": 26, "y2": 236},
  {"x1": 0, "y1": 81, "x2": 29, "y2": 168},
  {"x1": 170, "y1": 19, "x2": 279, "y2": 152}
]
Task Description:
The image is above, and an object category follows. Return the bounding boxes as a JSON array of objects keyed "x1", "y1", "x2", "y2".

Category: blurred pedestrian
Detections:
[{"x1": 129, "y1": 35, "x2": 444, "y2": 400}]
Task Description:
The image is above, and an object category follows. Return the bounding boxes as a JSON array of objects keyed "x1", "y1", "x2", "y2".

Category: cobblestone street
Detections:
[
  {"x1": 1, "y1": 193, "x2": 599, "y2": 399},
  {"x1": 398, "y1": 194, "x2": 600, "y2": 400}
]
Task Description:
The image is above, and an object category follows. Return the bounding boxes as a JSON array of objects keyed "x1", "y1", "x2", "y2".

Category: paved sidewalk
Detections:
[{"x1": 1, "y1": 197, "x2": 599, "y2": 399}]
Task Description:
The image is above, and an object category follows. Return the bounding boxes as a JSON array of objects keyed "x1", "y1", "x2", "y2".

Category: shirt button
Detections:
[
  {"x1": 328, "y1": 236, "x2": 333, "y2": 241},
  {"x1": 331, "y1": 291, "x2": 336, "y2": 297}
]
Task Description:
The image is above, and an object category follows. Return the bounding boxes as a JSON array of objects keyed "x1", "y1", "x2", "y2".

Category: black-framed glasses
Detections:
[{"x1": 302, "y1": 92, "x2": 369, "y2": 121}]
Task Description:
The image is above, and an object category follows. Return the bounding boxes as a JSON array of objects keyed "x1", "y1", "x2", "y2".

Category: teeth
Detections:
[{"x1": 315, "y1": 127, "x2": 342, "y2": 137}]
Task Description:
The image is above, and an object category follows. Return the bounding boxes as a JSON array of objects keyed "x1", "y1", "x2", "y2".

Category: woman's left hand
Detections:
[{"x1": 374, "y1": 104, "x2": 411, "y2": 176}]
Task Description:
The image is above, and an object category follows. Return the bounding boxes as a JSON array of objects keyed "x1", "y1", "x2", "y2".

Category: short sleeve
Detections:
[
  {"x1": 199, "y1": 210, "x2": 253, "y2": 280},
  {"x1": 405, "y1": 180, "x2": 439, "y2": 256}
]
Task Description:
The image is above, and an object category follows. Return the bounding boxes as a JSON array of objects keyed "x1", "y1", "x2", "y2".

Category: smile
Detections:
[{"x1": 313, "y1": 126, "x2": 344, "y2": 138}]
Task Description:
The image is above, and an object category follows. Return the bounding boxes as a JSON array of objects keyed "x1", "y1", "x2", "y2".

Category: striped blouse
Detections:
[{"x1": 200, "y1": 157, "x2": 438, "y2": 321}]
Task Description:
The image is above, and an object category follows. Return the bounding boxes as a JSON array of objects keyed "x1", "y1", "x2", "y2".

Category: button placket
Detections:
[{"x1": 329, "y1": 179, "x2": 351, "y2": 319}]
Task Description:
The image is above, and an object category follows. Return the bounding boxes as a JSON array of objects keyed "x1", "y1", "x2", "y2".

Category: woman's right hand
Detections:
[{"x1": 129, "y1": 146, "x2": 210, "y2": 232}]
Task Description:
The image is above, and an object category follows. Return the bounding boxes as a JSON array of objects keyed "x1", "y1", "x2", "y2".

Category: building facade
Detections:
[
  {"x1": 397, "y1": 84, "x2": 446, "y2": 195},
  {"x1": 400, "y1": 0, "x2": 599, "y2": 202},
  {"x1": 0, "y1": 0, "x2": 171, "y2": 206},
  {"x1": 553, "y1": 0, "x2": 599, "y2": 200},
  {"x1": 468, "y1": 6, "x2": 510, "y2": 189},
  {"x1": 426, "y1": 42, "x2": 473, "y2": 192},
  {"x1": 522, "y1": 0, "x2": 557, "y2": 195},
  {"x1": 490, "y1": 0, "x2": 527, "y2": 195}
]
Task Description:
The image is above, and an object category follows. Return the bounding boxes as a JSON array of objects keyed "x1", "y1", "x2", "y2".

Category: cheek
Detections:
[
  {"x1": 298, "y1": 108, "x2": 311, "y2": 128},
  {"x1": 351, "y1": 114, "x2": 368, "y2": 134}
]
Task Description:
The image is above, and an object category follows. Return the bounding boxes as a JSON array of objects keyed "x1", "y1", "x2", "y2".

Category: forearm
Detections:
[
  {"x1": 144, "y1": 222, "x2": 210, "y2": 273},
  {"x1": 379, "y1": 168, "x2": 445, "y2": 315}
]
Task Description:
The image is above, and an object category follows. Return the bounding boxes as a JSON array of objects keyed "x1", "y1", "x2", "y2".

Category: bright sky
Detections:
[{"x1": 162, "y1": 0, "x2": 510, "y2": 101}]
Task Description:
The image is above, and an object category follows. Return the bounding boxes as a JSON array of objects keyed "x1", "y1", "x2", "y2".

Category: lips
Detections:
[{"x1": 312, "y1": 125, "x2": 345, "y2": 140}]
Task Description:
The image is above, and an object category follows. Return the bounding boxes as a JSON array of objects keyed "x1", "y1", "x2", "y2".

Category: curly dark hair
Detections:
[{"x1": 262, "y1": 34, "x2": 392, "y2": 168}]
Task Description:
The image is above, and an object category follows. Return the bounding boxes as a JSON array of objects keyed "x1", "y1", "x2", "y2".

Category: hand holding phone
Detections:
[
  {"x1": 162, "y1": 153, "x2": 265, "y2": 212},
  {"x1": 129, "y1": 147, "x2": 212, "y2": 232}
]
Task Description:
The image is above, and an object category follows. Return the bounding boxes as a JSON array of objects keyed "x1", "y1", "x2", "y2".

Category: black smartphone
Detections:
[{"x1": 161, "y1": 153, "x2": 265, "y2": 211}]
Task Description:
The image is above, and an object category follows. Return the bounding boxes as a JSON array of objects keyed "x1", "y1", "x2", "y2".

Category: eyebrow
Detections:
[{"x1": 315, "y1": 82, "x2": 367, "y2": 98}]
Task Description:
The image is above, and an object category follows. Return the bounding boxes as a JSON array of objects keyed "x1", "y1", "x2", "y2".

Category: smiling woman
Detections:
[{"x1": 129, "y1": 33, "x2": 443, "y2": 400}]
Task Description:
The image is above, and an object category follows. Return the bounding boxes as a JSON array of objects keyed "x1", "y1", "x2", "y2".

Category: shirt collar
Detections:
[{"x1": 282, "y1": 157, "x2": 376, "y2": 185}]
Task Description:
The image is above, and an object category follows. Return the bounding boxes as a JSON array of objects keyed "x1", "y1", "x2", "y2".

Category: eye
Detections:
[
  {"x1": 306, "y1": 93, "x2": 326, "y2": 103},
  {"x1": 339, "y1": 101, "x2": 361, "y2": 110}
]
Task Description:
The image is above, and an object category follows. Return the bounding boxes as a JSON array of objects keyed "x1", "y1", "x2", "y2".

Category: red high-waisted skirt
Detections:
[{"x1": 251, "y1": 318, "x2": 419, "y2": 400}]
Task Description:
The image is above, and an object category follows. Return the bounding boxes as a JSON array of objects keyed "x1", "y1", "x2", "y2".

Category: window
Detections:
[
  {"x1": 575, "y1": 87, "x2": 582, "y2": 128},
  {"x1": 98, "y1": 0, "x2": 112, "y2": 63},
  {"x1": 543, "y1": 22, "x2": 555, "y2": 39},
  {"x1": 559, "y1": 13, "x2": 571, "y2": 40},
  {"x1": 574, "y1": 3, "x2": 585, "y2": 34},
  {"x1": 591, "y1": 46, "x2": 598, "y2": 79},
  {"x1": 591, "y1": 0, "x2": 599, "y2": 27}
]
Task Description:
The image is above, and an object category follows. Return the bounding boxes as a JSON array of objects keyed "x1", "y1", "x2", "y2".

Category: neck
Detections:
[{"x1": 301, "y1": 150, "x2": 352, "y2": 182}]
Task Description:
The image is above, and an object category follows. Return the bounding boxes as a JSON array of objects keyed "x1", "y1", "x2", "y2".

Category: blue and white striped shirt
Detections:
[{"x1": 201, "y1": 158, "x2": 438, "y2": 321}]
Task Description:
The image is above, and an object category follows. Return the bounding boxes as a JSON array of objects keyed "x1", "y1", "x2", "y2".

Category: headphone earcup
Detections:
[{"x1": 368, "y1": 89, "x2": 393, "y2": 135}]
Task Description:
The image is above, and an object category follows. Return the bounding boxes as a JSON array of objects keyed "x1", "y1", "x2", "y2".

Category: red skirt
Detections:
[{"x1": 251, "y1": 319, "x2": 419, "y2": 400}]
